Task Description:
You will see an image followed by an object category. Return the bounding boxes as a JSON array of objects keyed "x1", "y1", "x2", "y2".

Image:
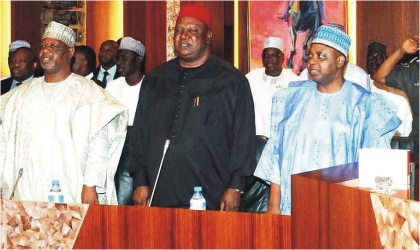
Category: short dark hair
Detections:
[{"x1": 74, "y1": 45, "x2": 97, "y2": 72}]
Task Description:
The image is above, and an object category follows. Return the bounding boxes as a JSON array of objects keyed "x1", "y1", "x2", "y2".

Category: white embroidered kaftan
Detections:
[{"x1": 0, "y1": 73, "x2": 128, "y2": 204}]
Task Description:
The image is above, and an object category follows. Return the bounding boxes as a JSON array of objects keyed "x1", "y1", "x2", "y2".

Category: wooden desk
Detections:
[
  {"x1": 73, "y1": 205, "x2": 291, "y2": 248},
  {"x1": 291, "y1": 162, "x2": 419, "y2": 249}
]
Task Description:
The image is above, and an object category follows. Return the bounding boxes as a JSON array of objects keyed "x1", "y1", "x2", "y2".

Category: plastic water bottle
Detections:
[
  {"x1": 189, "y1": 186, "x2": 206, "y2": 210},
  {"x1": 48, "y1": 179, "x2": 64, "y2": 203}
]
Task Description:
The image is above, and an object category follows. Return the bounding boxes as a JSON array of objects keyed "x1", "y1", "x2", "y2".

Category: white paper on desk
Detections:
[{"x1": 358, "y1": 148, "x2": 409, "y2": 190}]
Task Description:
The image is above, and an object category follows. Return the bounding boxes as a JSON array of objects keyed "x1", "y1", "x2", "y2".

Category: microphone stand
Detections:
[
  {"x1": 9, "y1": 168, "x2": 23, "y2": 200},
  {"x1": 148, "y1": 139, "x2": 170, "y2": 207}
]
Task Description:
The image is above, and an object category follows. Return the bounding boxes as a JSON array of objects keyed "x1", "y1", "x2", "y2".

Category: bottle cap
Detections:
[
  {"x1": 52, "y1": 179, "x2": 59, "y2": 185},
  {"x1": 194, "y1": 186, "x2": 202, "y2": 192}
]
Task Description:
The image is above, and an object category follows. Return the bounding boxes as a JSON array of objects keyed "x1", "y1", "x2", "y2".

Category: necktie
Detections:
[{"x1": 102, "y1": 71, "x2": 109, "y2": 87}]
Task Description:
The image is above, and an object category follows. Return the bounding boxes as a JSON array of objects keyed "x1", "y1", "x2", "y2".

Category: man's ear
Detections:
[
  {"x1": 68, "y1": 47, "x2": 75, "y2": 58},
  {"x1": 136, "y1": 55, "x2": 143, "y2": 64},
  {"x1": 206, "y1": 30, "x2": 213, "y2": 44},
  {"x1": 337, "y1": 55, "x2": 346, "y2": 68},
  {"x1": 32, "y1": 62, "x2": 38, "y2": 72}
]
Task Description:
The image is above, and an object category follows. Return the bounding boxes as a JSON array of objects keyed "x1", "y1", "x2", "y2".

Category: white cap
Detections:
[
  {"x1": 263, "y1": 37, "x2": 283, "y2": 52},
  {"x1": 42, "y1": 21, "x2": 76, "y2": 48},
  {"x1": 119, "y1": 37, "x2": 146, "y2": 57},
  {"x1": 9, "y1": 40, "x2": 31, "y2": 52}
]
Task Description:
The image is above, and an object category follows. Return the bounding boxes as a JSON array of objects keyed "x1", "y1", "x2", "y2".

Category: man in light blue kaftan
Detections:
[{"x1": 254, "y1": 24, "x2": 401, "y2": 215}]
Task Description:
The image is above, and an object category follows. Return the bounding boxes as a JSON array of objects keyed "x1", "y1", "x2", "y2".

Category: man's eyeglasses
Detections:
[{"x1": 262, "y1": 53, "x2": 282, "y2": 59}]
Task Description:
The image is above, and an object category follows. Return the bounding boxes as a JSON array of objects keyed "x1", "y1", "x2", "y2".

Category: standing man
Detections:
[
  {"x1": 0, "y1": 21, "x2": 128, "y2": 204},
  {"x1": 106, "y1": 37, "x2": 146, "y2": 205},
  {"x1": 372, "y1": 35, "x2": 419, "y2": 137},
  {"x1": 130, "y1": 4, "x2": 256, "y2": 211},
  {"x1": 71, "y1": 45, "x2": 97, "y2": 79},
  {"x1": 242, "y1": 37, "x2": 299, "y2": 212},
  {"x1": 298, "y1": 23, "x2": 371, "y2": 91},
  {"x1": 246, "y1": 36, "x2": 299, "y2": 139},
  {"x1": 1, "y1": 40, "x2": 32, "y2": 90},
  {"x1": 367, "y1": 42, "x2": 413, "y2": 137},
  {"x1": 1, "y1": 47, "x2": 37, "y2": 95},
  {"x1": 254, "y1": 24, "x2": 400, "y2": 215},
  {"x1": 92, "y1": 40, "x2": 119, "y2": 88}
]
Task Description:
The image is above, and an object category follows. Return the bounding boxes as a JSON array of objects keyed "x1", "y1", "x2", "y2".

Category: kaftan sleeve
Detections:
[
  {"x1": 253, "y1": 90, "x2": 286, "y2": 184},
  {"x1": 359, "y1": 92, "x2": 401, "y2": 148},
  {"x1": 83, "y1": 126, "x2": 109, "y2": 191}
]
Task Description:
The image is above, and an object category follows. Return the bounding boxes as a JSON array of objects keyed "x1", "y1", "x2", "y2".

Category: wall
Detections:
[
  {"x1": 356, "y1": 1, "x2": 419, "y2": 71},
  {"x1": 9, "y1": 1, "x2": 419, "y2": 75}
]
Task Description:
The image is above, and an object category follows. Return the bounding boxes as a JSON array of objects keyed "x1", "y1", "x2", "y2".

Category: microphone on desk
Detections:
[
  {"x1": 149, "y1": 139, "x2": 170, "y2": 207},
  {"x1": 9, "y1": 168, "x2": 23, "y2": 200}
]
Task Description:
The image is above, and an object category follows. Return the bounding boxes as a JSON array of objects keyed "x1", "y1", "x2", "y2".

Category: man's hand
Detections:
[
  {"x1": 220, "y1": 188, "x2": 241, "y2": 211},
  {"x1": 265, "y1": 182, "x2": 281, "y2": 215},
  {"x1": 401, "y1": 35, "x2": 419, "y2": 54},
  {"x1": 132, "y1": 186, "x2": 150, "y2": 206},
  {"x1": 265, "y1": 205, "x2": 281, "y2": 215},
  {"x1": 81, "y1": 185, "x2": 99, "y2": 204}
]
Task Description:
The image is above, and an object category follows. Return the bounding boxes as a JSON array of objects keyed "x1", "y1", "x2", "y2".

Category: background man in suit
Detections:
[
  {"x1": 1, "y1": 40, "x2": 31, "y2": 82},
  {"x1": 1, "y1": 47, "x2": 37, "y2": 95},
  {"x1": 92, "y1": 40, "x2": 119, "y2": 88}
]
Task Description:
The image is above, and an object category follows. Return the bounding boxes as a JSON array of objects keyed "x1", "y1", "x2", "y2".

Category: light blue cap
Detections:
[{"x1": 312, "y1": 24, "x2": 351, "y2": 57}]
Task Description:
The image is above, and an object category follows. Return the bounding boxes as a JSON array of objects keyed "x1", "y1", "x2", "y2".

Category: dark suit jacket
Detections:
[
  {"x1": 1, "y1": 77, "x2": 13, "y2": 95},
  {"x1": 92, "y1": 66, "x2": 119, "y2": 88}
]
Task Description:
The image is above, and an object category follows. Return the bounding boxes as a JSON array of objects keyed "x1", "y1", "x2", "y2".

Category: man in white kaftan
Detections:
[
  {"x1": 105, "y1": 37, "x2": 145, "y2": 205},
  {"x1": 0, "y1": 21, "x2": 128, "y2": 205},
  {"x1": 246, "y1": 37, "x2": 299, "y2": 138}
]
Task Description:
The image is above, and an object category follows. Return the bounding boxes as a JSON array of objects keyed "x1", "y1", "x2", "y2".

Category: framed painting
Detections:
[
  {"x1": 248, "y1": 1, "x2": 347, "y2": 74},
  {"x1": 41, "y1": 1, "x2": 86, "y2": 45}
]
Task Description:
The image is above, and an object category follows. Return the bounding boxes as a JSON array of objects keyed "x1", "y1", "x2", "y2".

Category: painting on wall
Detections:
[
  {"x1": 41, "y1": 1, "x2": 86, "y2": 45},
  {"x1": 249, "y1": 1, "x2": 347, "y2": 74}
]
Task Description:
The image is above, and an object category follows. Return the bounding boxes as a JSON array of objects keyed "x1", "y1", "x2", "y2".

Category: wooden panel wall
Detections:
[
  {"x1": 356, "y1": 1, "x2": 419, "y2": 72},
  {"x1": 123, "y1": 1, "x2": 167, "y2": 74},
  {"x1": 9, "y1": 1, "x2": 419, "y2": 74},
  {"x1": 85, "y1": 1, "x2": 119, "y2": 63},
  {"x1": 11, "y1": 1, "x2": 42, "y2": 55}
]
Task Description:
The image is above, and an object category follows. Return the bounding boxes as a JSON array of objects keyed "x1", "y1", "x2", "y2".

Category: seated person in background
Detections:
[
  {"x1": 299, "y1": 23, "x2": 371, "y2": 91},
  {"x1": 1, "y1": 47, "x2": 37, "y2": 95},
  {"x1": 254, "y1": 24, "x2": 400, "y2": 215},
  {"x1": 71, "y1": 45, "x2": 97, "y2": 79},
  {"x1": 371, "y1": 35, "x2": 419, "y2": 137},
  {"x1": 367, "y1": 41, "x2": 413, "y2": 137}
]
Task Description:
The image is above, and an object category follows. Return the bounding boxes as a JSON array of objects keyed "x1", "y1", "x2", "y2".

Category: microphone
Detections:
[
  {"x1": 9, "y1": 168, "x2": 23, "y2": 200},
  {"x1": 148, "y1": 139, "x2": 170, "y2": 207}
]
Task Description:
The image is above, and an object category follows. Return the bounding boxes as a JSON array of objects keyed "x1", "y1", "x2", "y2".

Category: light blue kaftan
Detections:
[{"x1": 254, "y1": 80, "x2": 401, "y2": 215}]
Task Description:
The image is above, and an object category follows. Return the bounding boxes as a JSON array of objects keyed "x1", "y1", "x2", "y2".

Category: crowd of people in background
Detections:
[{"x1": 0, "y1": 4, "x2": 418, "y2": 215}]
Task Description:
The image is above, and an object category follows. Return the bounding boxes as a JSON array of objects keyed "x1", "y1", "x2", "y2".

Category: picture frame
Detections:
[
  {"x1": 248, "y1": 1, "x2": 347, "y2": 74},
  {"x1": 41, "y1": 0, "x2": 86, "y2": 46}
]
